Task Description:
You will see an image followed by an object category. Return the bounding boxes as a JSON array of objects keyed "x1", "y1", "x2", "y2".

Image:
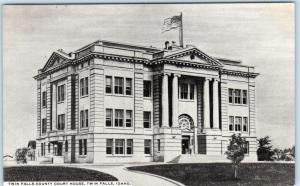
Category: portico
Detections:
[{"x1": 155, "y1": 66, "x2": 222, "y2": 161}]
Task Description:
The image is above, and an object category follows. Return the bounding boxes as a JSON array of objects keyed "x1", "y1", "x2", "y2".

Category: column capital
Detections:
[
  {"x1": 204, "y1": 77, "x2": 212, "y2": 81},
  {"x1": 173, "y1": 73, "x2": 181, "y2": 77},
  {"x1": 161, "y1": 72, "x2": 171, "y2": 76},
  {"x1": 214, "y1": 78, "x2": 220, "y2": 82}
]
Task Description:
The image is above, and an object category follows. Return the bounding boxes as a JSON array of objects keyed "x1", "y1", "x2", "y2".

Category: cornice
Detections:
[
  {"x1": 34, "y1": 51, "x2": 258, "y2": 80},
  {"x1": 152, "y1": 58, "x2": 221, "y2": 71},
  {"x1": 221, "y1": 69, "x2": 259, "y2": 78}
]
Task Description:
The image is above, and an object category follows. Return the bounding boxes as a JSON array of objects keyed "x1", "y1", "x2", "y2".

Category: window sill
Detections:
[
  {"x1": 42, "y1": 106, "x2": 47, "y2": 109},
  {"x1": 228, "y1": 103, "x2": 248, "y2": 107},
  {"x1": 143, "y1": 96, "x2": 152, "y2": 100},
  {"x1": 228, "y1": 131, "x2": 249, "y2": 134},
  {"x1": 144, "y1": 128, "x2": 152, "y2": 130},
  {"x1": 80, "y1": 95, "x2": 89, "y2": 99},
  {"x1": 106, "y1": 155, "x2": 133, "y2": 157},
  {"x1": 105, "y1": 94, "x2": 133, "y2": 98},
  {"x1": 105, "y1": 127, "x2": 133, "y2": 129},
  {"x1": 80, "y1": 127, "x2": 89, "y2": 130},
  {"x1": 57, "y1": 101, "x2": 65, "y2": 104},
  {"x1": 78, "y1": 155, "x2": 87, "y2": 158},
  {"x1": 179, "y1": 99, "x2": 195, "y2": 102}
]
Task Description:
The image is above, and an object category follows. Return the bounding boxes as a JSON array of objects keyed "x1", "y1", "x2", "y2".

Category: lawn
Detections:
[
  {"x1": 4, "y1": 166, "x2": 118, "y2": 181},
  {"x1": 128, "y1": 163, "x2": 294, "y2": 186}
]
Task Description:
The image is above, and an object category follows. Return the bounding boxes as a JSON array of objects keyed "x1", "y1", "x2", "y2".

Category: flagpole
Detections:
[{"x1": 180, "y1": 12, "x2": 183, "y2": 47}]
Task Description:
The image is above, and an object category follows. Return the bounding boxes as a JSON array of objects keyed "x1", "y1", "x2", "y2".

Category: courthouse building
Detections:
[{"x1": 34, "y1": 40, "x2": 259, "y2": 163}]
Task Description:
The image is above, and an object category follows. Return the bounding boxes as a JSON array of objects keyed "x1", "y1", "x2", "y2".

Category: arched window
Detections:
[{"x1": 178, "y1": 114, "x2": 194, "y2": 131}]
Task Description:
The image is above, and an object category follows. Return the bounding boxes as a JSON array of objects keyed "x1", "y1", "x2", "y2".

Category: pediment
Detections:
[
  {"x1": 164, "y1": 48, "x2": 222, "y2": 66},
  {"x1": 42, "y1": 52, "x2": 71, "y2": 72}
]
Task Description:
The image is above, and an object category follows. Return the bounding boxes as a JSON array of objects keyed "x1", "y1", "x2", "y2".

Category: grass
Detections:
[
  {"x1": 4, "y1": 166, "x2": 118, "y2": 181},
  {"x1": 128, "y1": 163, "x2": 294, "y2": 186}
]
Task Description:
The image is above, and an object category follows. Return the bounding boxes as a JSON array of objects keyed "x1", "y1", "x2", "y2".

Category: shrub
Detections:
[{"x1": 15, "y1": 148, "x2": 28, "y2": 164}]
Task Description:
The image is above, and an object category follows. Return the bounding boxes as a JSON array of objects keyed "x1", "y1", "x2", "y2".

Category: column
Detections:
[
  {"x1": 162, "y1": 73, "x2": 169, "y2": 127},
  {"x1": 203, "y1": 78, "x2": 210, "y2": 129},
  {"x1": 194, "y1": 127, "x2": 198, "y2": 154},
  {"x1": 213, "y1": 79, "x2": 219, "y2": 129},
  {"x1": 52, "y1": 83, "x2": 57, "y2": 130},
  {"x1": 172, "y1": 74, "x2": 180, "y2": 127}
]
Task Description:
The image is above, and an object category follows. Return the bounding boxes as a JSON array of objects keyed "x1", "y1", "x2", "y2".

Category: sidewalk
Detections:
[{"x1": 68, "y1": 164, "x2": 185, "y2": 186}]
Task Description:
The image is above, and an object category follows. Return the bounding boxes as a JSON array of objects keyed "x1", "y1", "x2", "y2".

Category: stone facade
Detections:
[{"x1": 34, "y1": 40, "x2": 259, "y2": 163}]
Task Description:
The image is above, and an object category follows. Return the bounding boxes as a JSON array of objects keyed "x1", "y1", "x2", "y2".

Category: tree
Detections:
[
  {"x1": 225, "y1": 134, "x2": 247, "y2": 179},
  {"x1": 27, "y1": 140, "x2": 36, "y2": 161},
  {"x1": 257, "y1": 136, "x2": 274, "y2": 161},
  {"x1": 15, "y1": 147, "x2": 29, "y2": 164},
  {"x1": 291, "y1": 146, "x2": 295, "y2": 158},
  {"x1": 27, "y1": 140, "x2": 36, "y2": 149}
]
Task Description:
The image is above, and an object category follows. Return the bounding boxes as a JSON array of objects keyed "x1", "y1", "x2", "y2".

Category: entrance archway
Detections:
[{"x1": 179, "y1": 114, "x2": 194, "y2": 154}]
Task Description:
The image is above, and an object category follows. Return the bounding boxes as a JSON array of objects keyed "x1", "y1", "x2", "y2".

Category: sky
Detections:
[{"x1": 3, "y1": 3, "x2": 295, "y2": 155}]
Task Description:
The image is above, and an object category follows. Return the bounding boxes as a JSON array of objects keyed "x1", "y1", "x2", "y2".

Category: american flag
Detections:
[{"x1": 161, "y1": 15, "x2": 182, "y2": 33}]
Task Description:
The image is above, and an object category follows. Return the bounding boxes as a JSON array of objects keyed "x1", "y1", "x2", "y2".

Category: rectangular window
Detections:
[
  {"x1": 114, "y1": 77, "x2": 124, "y2": 94},
  {"x1": 125, "y1": 78, "x2": 132, "y2": 95},
  {"x1": 106, "y1": 109, "x2": 113, "y2": 127},
  {"x1": 180, "y1": 83, "x2": 188, "y2": 99},
  {"x1": 79, "y1": 139, "x2": 82, "y2": 155},
  {"x1": 190, "y1": 84, "x2": 195, "y2": 100},
  {"x1": 143, "y1": 80, "x2": 151, "y2": 97},
  {"x1": 42, "y1": 91, "x2": 47, "y2": 107},
  {"x1": 80, "y1": 77, "x2": 89, "y2": 96},
  {"x1": 157, "y1": 139, "x2": 160, "y2": 152},
  {"x1": 106, "y1": 139, "x2": 113, "y2": 154},
  {"x1": 242, "y1": 90, "x2": 247, "y2": 104},
  {"x1": 57, "y1": 84, "x2": 65, "y2": 102},
  {"x1": 144, "y1": 139, "x2": 151, "y2": 155},
  {"x1": 105, "y1": 76, "x2": 112, "y2": 94},
  {"x1": 235, "y1": 117, "x2": 242, "y2": 131},
  {"x1": 126, "y1": 139, "x2": 133, "y2": 155},
  {"x1": 80, "y1": 110, "x2": 89, "y2": 128},
  {"x1": 229, "y1": 89, "x2": 233, "y2": 103},
  {"x1": 48, "y1": 143, "x2": 50, "y2": 153},
  {"x1": 234, "y1": 89, "x2": 241, "y2": 104},
  {"x1": 229, "y1": 116, "x2": 234, "y2": 131},
  {"x1": 243, "y1": 117, "x2": 248, "y2": 132},
  {"x1": 85, "y1": 110, "x2": 89, "y2": 127},
  {"x1": 41, "y1": 143, "x2": 44, "y2": 156},
  {"x1": 243, "y1": 141, "x2": 249, "y2": 154},
  {"x1": 115, "y1": 109, "x2": 124, "y2": 127},
  {"x1": 115, "y1": 139, "x2": 124, "y2": 154},
  {"x1": 126, "y1": 110, "x2": 132, "y2": 127},
  {"x1": 143, "y1": 111, "x2": 151, "y2": 128},
  {"x1": 83, "y1": 139, "x2": 87, "y2": 155},
  {"x1": 57, "y1": 114, "x2": 65, "y2": 130},
  {"x1": 42, "y1": 118, "x2": 47, "y2": 134},
  {"x1": 80, "y1": 111, "x2": 84, "y2": 128},
  {"x1": 65, "y1": 140, "x2": 68, "y2": 152}
]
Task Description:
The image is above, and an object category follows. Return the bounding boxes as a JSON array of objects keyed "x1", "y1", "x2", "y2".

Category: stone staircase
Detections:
[{"x1": 169, "y1": 154, "x2": 230, "y2": 163}]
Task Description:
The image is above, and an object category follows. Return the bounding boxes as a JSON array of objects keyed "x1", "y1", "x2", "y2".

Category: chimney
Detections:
[{"x1": 164, "y1": 41, "x2": 169, "y2": 50}]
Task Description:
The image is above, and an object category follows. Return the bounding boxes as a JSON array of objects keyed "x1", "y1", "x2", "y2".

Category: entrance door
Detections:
[
  {"x1": 182, "y1": 136, "x2": 190, "y2": 154},
  {"x1": 53, "y1": 142, "x2": 63, "y2": 156}
]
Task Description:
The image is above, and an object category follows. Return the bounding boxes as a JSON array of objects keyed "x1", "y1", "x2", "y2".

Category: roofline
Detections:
[
  {"x1": 75, "y1": 39, "x2": 162, "y2": 53},
  {"x1": 215, "y1": 57, "x2": 242, "y2": 64}
]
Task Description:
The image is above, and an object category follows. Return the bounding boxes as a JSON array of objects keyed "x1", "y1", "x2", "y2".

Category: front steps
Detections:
[{"x1": 169, "y1": 154, "x2": 230, "y2": 163}]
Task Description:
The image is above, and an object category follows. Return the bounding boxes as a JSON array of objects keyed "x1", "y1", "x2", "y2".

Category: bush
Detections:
[
  {"x1": 257, "y1": 136, "x2": 274, "y2": 161},
  {"x1": 15, "y1": 148, "x2": 28, "y2": 164}
]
